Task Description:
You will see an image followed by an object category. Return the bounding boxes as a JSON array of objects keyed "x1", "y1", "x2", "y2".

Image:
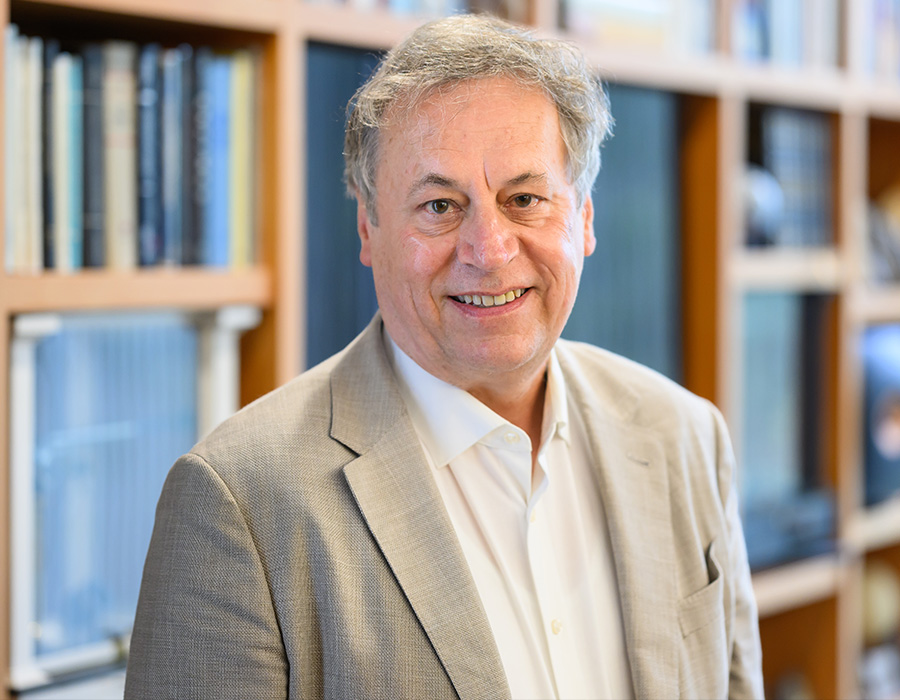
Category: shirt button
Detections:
[
  {"x1": 504, "y1": 431, "x2": 519, "y2": 444},
  {"x1": 551, "y1": 619, "x2": 563, "y2": 635},
  {"x1": 530, "y1": 512, "x2": 537, "y2": 524}
]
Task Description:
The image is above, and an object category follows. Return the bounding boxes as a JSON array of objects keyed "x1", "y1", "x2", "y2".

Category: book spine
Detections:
[
  {"x1": 138, "y1": 43, "x2": 162, "y2": 266},
  {"x1": 25, "y1": 36, "x2": 44, "y2": 273},
  {"x1": 103, "y1": 41, "x2": 138, "y2": 269},
  {"x1": 179, "y1": 44, "x2": 194, "y2": 265},
  {"x1": 82, "y1": 43, "x2": 105, "y2": 268},
  {"x1": 5, "y1": 24, "x2": 20, "y2": 271},
  {"x1": 205, "y1": 55, "x2": 230, "y2": 268},
  {"x1": 187, "y1": 46, "x2": 211, "y2": 267},
  {"x1": 52, "y1": 52, "x2": 72, "y2": 273},
  {"x1": 42, "y1": 39, "x2": 60, "y2": 270},
  {"x1": 161, "y1": 47, "x2": 185, "y2": 266},
  {"x1": 229, "y1": 50, "x2": 253, "y2": 269},
  {"x1": 69, "y1": 56, "x2": 84, "y2": 271}
]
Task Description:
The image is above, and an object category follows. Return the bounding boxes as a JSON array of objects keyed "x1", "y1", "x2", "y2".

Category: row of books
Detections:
[
  {"x1": 4, "y1": 28, "x2": 259, "y2": 273},
  {"x1": 746, "y1": 106, "x2": 833, "y2": 248},
  {"x1": 732, "y1": 0, "x2": 839, "y2": 69},
  {"x1": 560, "y1": 0, "x2": 716, "y2": 57},
  {"x1": 307, "y1": 0, "x2": 529, "y2": 22}
]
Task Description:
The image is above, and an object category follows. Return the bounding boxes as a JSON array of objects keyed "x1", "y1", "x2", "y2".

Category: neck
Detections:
[{"x1": 468, "y1": 368, "x2": 547, "y2": 451}]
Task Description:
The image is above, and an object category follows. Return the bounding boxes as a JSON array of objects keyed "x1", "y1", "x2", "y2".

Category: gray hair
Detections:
[{"x1": 344, "y1": 14, "x2": 613, "y2": 218}]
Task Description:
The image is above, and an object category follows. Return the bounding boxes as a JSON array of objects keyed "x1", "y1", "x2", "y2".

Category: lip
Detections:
[{"x1": 448, "y1": 288, "x2": 530, "y2": 314}]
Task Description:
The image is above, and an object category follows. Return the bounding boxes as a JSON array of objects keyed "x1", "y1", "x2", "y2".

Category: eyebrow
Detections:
[{"x1": 407, "y1": 170, "x2": 549, "y2": 199}]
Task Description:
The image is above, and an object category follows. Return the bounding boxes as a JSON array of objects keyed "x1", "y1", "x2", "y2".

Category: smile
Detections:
[{"x1": 451, "y1": 289, "x2": 527, "y2": 308}]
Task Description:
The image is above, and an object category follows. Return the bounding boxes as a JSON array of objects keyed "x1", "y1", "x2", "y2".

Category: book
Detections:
[
  {"x1": 68, "y1": 56, "x2": 84, "y2": 271},
  {"x1": 229, "y1": 49, "x2": 255, "y2": 269},
  {"x1": 137, "y1": 44, "x2": 163, "y2": 266},
  {"x1": 23, "y1": 35, "x2": 44, "y2": 273},
  {"x1": 179, "y1": 44, "x2": 194, "y2": 266},
  {"x1": 41, "y1": 39, "x2": 60, "y2": 270},
  {"x1": 82, "y1": 43, "x2": 105, "y2": 268},
  {"x1": 753, "y1": 106, "x2": 833, "y2": 248},
  {"x1": 205, "y1": 54, "x2": 231, "y2": 268},
  {"x1": 5, "y1": 24, "x2": 20, "y2": 271},
  {"x1": 185, "y1": 47, "x2": 211, "y2": 267},
  {"x1": 767, "y1": 0, "x2": 803, "y2": 68},
  {"x1": 51, "y1": 52, "x2": 73, "y2": 272},
  {"x1": 161, "y1": 46, "x2": 188, "y2": 265},
  {"x1": 102, "y1": 41, "x2": 138, "y2": 269}
]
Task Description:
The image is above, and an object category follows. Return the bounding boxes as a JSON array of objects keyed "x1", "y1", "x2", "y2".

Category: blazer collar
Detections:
[{"x1": 331, "y1": 314, "x2": 510, "y2": 700}]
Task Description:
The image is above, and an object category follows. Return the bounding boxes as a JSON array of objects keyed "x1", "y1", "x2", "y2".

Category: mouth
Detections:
[{"x1": 450, "y1": 288, "x2": 528, "y2": 308}]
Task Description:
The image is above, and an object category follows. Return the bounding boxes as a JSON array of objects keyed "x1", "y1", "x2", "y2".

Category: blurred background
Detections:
[{"x1": 3, "y1": 0, "x2": 900, "y2": 697}]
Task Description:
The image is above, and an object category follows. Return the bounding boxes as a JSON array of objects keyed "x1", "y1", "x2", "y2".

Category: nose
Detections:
[{"x1": 456, "y1": 205, "x2": 518, "y2": 271}]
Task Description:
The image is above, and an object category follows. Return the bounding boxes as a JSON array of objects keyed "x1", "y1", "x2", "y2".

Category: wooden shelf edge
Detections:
[
  {"x1": 851, "y1": 285, "x2": 900, "y2": 324},
  {"x1": 297, "y1": 4, "x2": 425, "y2": 49},
  {"x1": 847, "y1": 497, "x2": 900, "y2": 552},
  {"x1": 11, "y1": 0, "x2": 285, "y2": 32},
  {"x1": 752, "y1": 554, "x2": 842, "y2": 618},
  {"x1": 731, "y1": 248, "x2": 845, "y2": 292},
  {"x1": 1, "y1": 267, "x2": 273, "y2": 313}
]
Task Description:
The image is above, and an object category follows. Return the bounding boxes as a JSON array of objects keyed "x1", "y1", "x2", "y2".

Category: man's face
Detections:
[{"x1": 357, "y1": 77, "x2": 596, "y2": 393}]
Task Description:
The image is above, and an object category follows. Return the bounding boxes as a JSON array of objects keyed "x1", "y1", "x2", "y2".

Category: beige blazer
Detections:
[{"x1": 125, "y1": 314, "x2": 764, "y2": 700}]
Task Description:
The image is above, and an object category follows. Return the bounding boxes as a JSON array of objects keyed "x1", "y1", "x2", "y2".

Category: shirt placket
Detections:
[{"x1": 525, "y1": 441, "x2": 574, "y2": 700}]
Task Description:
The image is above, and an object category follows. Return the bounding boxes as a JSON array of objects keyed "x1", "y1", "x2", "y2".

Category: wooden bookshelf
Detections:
[{"x1": 3, "y1": 0, "x2": 900, "y2": 698}]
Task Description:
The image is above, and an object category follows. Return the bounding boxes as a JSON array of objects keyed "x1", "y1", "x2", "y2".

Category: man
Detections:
[{"x1": 126, "y1": 14, "x2": 763, "y2": 700}]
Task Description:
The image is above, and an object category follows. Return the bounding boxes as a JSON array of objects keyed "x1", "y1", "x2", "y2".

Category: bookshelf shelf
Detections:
[
  {"x1": 847, "y1": 497, "x2": 900, "y2": 553},
  {"x1": 853, "y1": 286, "x2": 900, "y2": 324},
  {"x1": 731, "y1": 248, "x2": 844, "y2": 291},
  {"x1": 298, "y1": 4, "x2": 423, "y2": 49},
  {"x1": 0, "y1": 268, "x2": 272, "y2": 313},
  {"x1": 11, "y1": 0, "x2": 284, "y2": 32},
  {"x1": 734, "y1": 65, "x2": 850, "y2": 111},
  {"x1": 752, "y1": 554, "x2": 843, "y2": 618}
]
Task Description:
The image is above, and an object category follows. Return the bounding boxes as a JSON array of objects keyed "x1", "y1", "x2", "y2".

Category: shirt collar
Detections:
[{"x1": 384, "y1": 329, "x2": 570, "y2": 469}]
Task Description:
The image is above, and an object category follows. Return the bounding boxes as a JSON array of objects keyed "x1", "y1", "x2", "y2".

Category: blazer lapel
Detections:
[
  {"x1": 561, "y1": 348, "x2": 680, "y2": 699},
  {"x1": 331, "y1": 317, "x2": 509, "y2": 700}
]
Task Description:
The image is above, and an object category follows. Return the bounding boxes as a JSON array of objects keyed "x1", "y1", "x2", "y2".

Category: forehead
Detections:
[{"x1": 378, "y1": 77, "x2": 566, "y2": 176}]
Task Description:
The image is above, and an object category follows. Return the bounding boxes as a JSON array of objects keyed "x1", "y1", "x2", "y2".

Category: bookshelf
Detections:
[{"x1": 3, "y1": 0, "x2": 900, "y2": 697}]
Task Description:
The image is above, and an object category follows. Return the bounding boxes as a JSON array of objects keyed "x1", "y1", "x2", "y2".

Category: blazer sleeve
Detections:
[
  {"x1": 710, "y1": 404, "x2": 765, "y2": 700},
  {"x1": 124, "y1": 453, "x2": 288, "y2": 700}
]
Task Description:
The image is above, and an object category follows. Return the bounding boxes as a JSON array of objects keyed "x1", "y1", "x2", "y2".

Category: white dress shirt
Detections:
[{"x1": 385, "y1": 333, "x2": 634, "y2": 700}]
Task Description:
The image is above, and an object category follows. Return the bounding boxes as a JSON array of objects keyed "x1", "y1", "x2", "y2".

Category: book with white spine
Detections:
[
  {"x1": 102, "y1": 41, "x2": 138, "y2": 269},
  {"x1": 4, "y1": 24, "x2": 20, "y2": 271},
  {"x1": 22, "y1": 35, "x2": 44, "y2": 273}
]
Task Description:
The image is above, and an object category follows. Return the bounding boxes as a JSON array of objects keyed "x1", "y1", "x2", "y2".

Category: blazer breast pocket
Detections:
[{"x1": 677, "y1": 540, "x2": 728, "y2": 699}]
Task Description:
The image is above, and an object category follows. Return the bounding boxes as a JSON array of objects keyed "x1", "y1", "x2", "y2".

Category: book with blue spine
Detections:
[
  {"x1": 205, "y1": 54, "x2": 231, "y2": 268},
  {"x1": 138, "y1": 44, "x2": 163, "y2": 266}
]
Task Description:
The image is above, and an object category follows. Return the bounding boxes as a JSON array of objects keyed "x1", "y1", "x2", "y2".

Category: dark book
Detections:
[
  {"x1": 179, "y1": 44, "x2": 194, "y2": 265},
  {"x1": 161, "y1": 45, "x2": 189, "y2": 266},
  {"x1": 185, "y1": 46, "x2": 211, "y2": 266},
  {"x1": 562, "y1": 83, "x2": 682, "y2": 382},
  {"x1": 305, "y1": 43, "x2": 381, "y2": 367},
  {"x1": 81, "y1": 43, "x2": 105, "y2": 267},
  {"x1": 42, "y1": 38, "x2": 60, "y2": 269},
  {"x1": 137, "y1": 43, "x2": 163, "y2": 266}
]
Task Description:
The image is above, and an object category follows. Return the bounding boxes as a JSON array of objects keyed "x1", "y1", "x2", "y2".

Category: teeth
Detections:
[{"x1": 454, "y1": 289, "x2": 527, "y2": 308}]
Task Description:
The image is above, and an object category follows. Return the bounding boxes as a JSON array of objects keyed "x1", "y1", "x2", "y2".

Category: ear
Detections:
[
  {"x1": 581, "y1": 196, "x2": 596, "y2": 257},
  {"x1": 356, "y1": 193, "x2": 375, "y2": 268}
]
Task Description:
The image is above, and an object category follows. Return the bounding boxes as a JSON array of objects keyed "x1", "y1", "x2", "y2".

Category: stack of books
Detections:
[
  {"x1": 4, "y1": 28, "x2": 259, "y2": 273},
  {"x1": 732, "y1": 0, "x2": 840, "y2": 69},
  {"x1": 560, "y1": 0, "x2": 716, "y2": 56}
]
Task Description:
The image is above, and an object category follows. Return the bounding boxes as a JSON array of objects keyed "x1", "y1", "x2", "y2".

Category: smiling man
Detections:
[{"x1": 126, "y1": 15, "x2": 763, "y2": 700}]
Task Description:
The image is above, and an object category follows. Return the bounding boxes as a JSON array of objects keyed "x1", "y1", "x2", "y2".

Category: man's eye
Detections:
[
  {"x1": 427, "y1": 200, "x2": 452, "y2": 214},
  {"x1": 512, "y1": 194, "x2": 537, "y2": 208}
]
